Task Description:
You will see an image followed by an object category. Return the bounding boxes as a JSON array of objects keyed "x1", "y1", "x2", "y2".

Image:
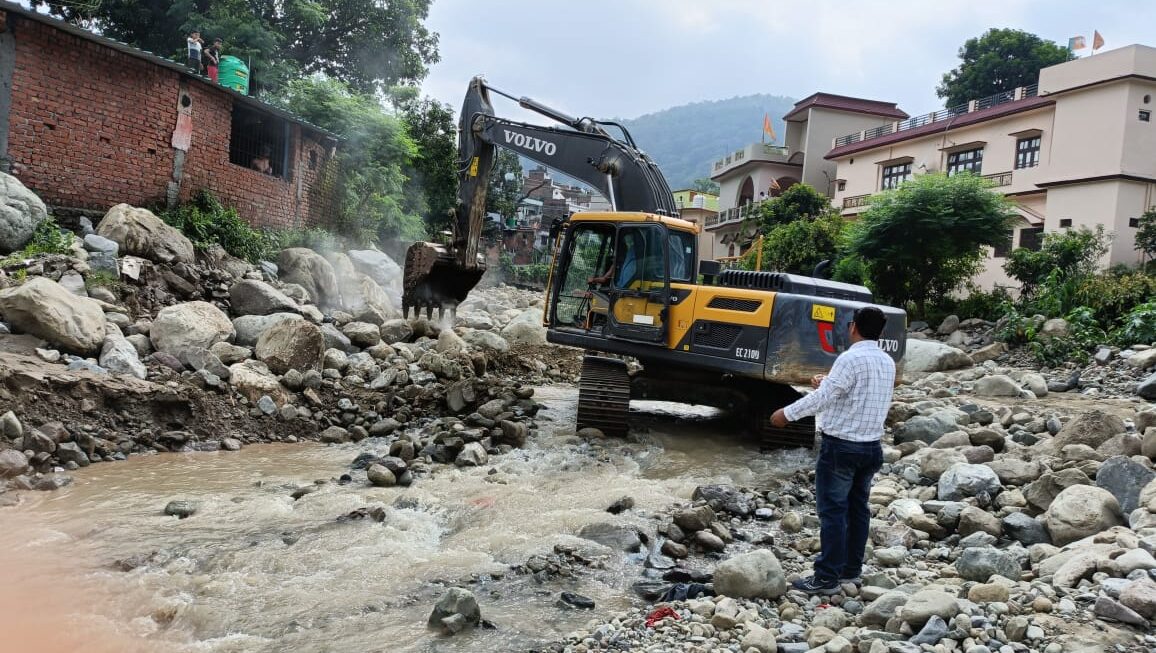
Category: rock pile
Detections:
[{"x1": 0, "y1": 195, "x2": 564, "y2": 494}]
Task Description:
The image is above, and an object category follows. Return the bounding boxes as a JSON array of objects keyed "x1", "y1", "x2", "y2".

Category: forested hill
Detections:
[{"x1": 617, "y1": 94, "x2": 798, "y2": 190}]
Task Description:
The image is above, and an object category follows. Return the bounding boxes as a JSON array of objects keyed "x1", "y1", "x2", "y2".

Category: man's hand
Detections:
[
  {"x1": 811, "y1": 373, "x2": 826, "y2": 389},
  {"x1": 770, "y1": 408, "x2": 789, "y2": 428}
]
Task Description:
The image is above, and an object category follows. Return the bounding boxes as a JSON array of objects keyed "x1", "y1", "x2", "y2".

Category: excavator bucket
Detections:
[{"x1": 401, "y1": 241, "x2": 485, "y2": 319}]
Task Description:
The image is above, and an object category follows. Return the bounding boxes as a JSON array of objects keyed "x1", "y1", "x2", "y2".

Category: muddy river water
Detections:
[{"x1": 0, "y1": 386, "x2": 813, "y2": 652}]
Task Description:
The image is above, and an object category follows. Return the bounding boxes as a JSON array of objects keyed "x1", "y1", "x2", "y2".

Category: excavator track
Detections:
[
  {"x1": 576, "y1": 355, "x2": 631, "y2": 437},
  {"x1": 749, "y1": 384, "x2": 818, "y2": 450}
]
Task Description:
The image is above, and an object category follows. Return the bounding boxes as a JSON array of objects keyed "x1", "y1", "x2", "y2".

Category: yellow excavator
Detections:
[{"x1": 403, "y1": 78, "x2": 906, "y2": 447}]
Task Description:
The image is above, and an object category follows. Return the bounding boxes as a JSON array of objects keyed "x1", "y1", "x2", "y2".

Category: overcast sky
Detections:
[{"x1": 422, "y1": 0, "x2": 1154, "y2": 124}]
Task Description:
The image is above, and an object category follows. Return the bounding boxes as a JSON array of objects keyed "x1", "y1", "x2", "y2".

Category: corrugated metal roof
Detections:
[{"x1": 0, "y1": 0, "x2": 338, "y2": 139}]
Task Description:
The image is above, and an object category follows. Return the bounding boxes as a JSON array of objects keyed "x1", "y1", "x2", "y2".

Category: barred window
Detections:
[
  {"x1": 1019, "y1": 227, "x2": 1044, "y2": 251},
  {"x1": 230, "y1": 103, "x2": 289, "y2": 179},
  {"x1": 1015, "y1": 136, "x2": 1041, "y2": 169},
  {"x1": 880, "y1": 163, "x2": 911, "y2": 190},
  {"x1": 947, "y1": 148, "x2": 983, "y2": 176}
]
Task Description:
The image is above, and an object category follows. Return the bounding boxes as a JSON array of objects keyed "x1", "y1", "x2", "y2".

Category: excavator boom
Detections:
[{"x1": 402, "y1": 77, "x2": 676, "y2": 317}]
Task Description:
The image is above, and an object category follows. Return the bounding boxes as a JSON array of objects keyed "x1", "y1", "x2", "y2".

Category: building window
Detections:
[
  {"x1": 230, "y1": 103, "x2": 289, "y2": 179},
  {"x1": 1140, "y1": 110, "x2": 1151, "y2": 122},
  {"x1": 1131, "y1": 217, "x2": 1141, "y2": 228},
  {"x1": 880, "y1": 163, "x2": 911, "y2": 190},
  {"x1": 993, "y1": 232, "x2": 1013, "y2": 258},
  {"x1": 947, "y1": 148, "x2": 984, "y2": 176},
  {"x1": 1019, "y1": 227, "x2": 1044, "y2": 251},
  {"x1": 1059, "y1": 218, "x2": 1072, "y2": 228},
  {"x1": 1015, "y1": 136, "x2": 1041, "y2": 169},
  {"x1": 836, "y1": 180, "x2": 846, "y2": 192}
]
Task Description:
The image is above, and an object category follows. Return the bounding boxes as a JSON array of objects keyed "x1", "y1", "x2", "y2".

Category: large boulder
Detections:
[
  {"x1": 229, "y1": 279, "x2": 300, "y2": 316},
  {"x1": 955, "y1": 546, "x2": 1021, "y2": 582},
  {"x1": 151, "y1": 301, "x2": 235, "y2": 363},
  {"x1": 348, "y1": 249, "x2": 403, "y2": 301},
  {"x1": 1096, "y1": 455, "x2": 1156, "y2": 514},
  {"x1": 0, "y1": 171, "x2": 49, "y2": 253},
  {"x1": 920, "y1": 448, "x2": 968, "y2": 481},
  {"x1": 500, "y1": 307, "x2": 547, "y2": 346},
  {"x1": 712, "y1": 549, "x2": 786, "y2": 600},
  {"x1": 1045, "y1": 485, "x2": 1125, "y2": 545},
  {"x1": 893, "y1": 410, "x2": 960, "y2": 445},
  {"x1": 1138, "y1": 373, "x2": 1156, "y2": 400},
  {"x1": 938, "y1": 463, "x2": 1002, "y2": 501},
  {"x1": 986, "y1": 457, "x2": 1043, "y2": 486},
  {"x1": 899, "y1": 590, "x2": 960, "y2": 629},
  {"x1": 232, "y1": 313, "x2": 303, "y2": 347},
  {"x1": 96, "y1": 204, "x2": 194, "y2": 265},
  {"x1": 1120, "y1": 579, "x2": 1156, "y2": 620},
  {"x1": 345, "y1": 274, "x2": 396, "y2": 325},
  {"x1": 228, "y1": 360, "x2": 286, "y2": 405},
  {"x1": 902, "y1": 339, "x2": 973, "y2": 374},
  {"x1": 0, "y1": 449, "x2": 29, "y2": 478},
  {"x1": 1024, "y1": 468, "x2": 1093, "y2": 512},
  {"x1": 278, "y1": 248, "x2": 339, "y2": 309},
  {"x1": 974, "y1": 374, "x2": 1021, "y2": 397},
  {"x1": 0, "y1": 277, "x2": 105, "y2": 354},
  {"x1": 99, "y1": 325, "x2": 147, "y2": 379},
  {"x1": 1052, "y1": 410, "x2": 1126, "y2": 450},
  {"x1": 427, "y1": 587, "x2": 481, "y2": 634},
  {"x1": 255, "y1": 319, "x2": 324, "y2": 374},
  {"x1": 330, "y1": 253, "x2": 397, "y2": 324}
]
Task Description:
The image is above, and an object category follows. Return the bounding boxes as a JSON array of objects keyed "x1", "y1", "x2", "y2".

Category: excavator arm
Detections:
[{"x1": 402, "y1": 77, "x2": 677, "y2": 318}]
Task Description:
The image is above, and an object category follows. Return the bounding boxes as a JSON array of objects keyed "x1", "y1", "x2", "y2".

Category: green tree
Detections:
[
  {"x1": 744, "y1": 212, "x2": 845, "y2": 275},
  {"x1": 486, "y1": 150, "x2": 524, "y2": 226},
  {"x1": 752, "y1": 183, "x2": 830, "y2": 231},
  {"x1": 691, "y1": 178, "x2": 720, "y2": 195},
  {"x1": 32, "y1": 0, "x2": 439, "y2": 93},
  {"x1": 1135, "y1": 209, "x2": 1156, "y2": 264},
  {"x1": 277, "y1": 77, "x2": 425, "y2": 243},
  {"x1": 399, "y1": 97, "x2": 458, "y2": 234},
  {"x1": 1004, "y1": 225, "x2": 1111, "y2": 296},
  {"x1": 937, "y1": 28, "x2": 1074, "y2": 107},
  {"x1": 848, "y1": 173, "x2": 1015, "y2": 314}
]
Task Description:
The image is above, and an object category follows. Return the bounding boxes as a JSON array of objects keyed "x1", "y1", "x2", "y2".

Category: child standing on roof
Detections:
[
  {"x1": 186, "y1": 31, "x2": 204, "y2": 74},
  {"x1": 204, "y1": 38, "x2": 222, "y2": 82}
]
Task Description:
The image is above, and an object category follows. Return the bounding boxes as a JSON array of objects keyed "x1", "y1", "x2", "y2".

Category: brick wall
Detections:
[{"x1": 2, "y1": 11, "x2": 334, "y2": 230}]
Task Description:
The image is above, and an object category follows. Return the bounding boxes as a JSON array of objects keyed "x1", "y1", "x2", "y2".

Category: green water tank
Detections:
[{"x1": 218, "y1": 56, "x2": 250, "y2": 94}]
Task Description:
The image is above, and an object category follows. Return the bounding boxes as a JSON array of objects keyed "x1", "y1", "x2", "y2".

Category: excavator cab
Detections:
[{"x1": 546, "y1": 214, "x2": 698, "y2": 346}]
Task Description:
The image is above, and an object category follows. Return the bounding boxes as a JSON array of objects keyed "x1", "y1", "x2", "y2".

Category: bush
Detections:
[
  {"x1": 161, "y1": 191, "x2": 280, "y2": 263},
  {"x1": 743, "y1": 212, "x2": 844, "y2": 275},
  {"x1": 1027, "y1": 306, "x2": 1106, "y2": 366},
  {"x1": 1113, "y1": 301, "x2": 1156, "y2": 347},
  {"x1": 23, "y1": 215, "x2": 74, "y2": 256},
  {"x1": 1004, "y1": 225, "x2": 1110, "y2": 297},
  {"x1": 1074, "y1": 271, "x2": 1156, "y2": 327},
  {"x1": 847, "y1": 172, "x2": 1015, "y2": 315},
  {"x1": 936, "y1": 286, "x2": 1014, "y2": 322}
]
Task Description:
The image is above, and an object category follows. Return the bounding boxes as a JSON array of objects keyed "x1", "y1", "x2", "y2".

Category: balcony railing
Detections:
[
  {"x1": 982, "y1": 171, "x2": 1013, "y2": 187},
  {"x1": 832, "y1": 84, "x2": 1041, "y2": 150},
  {"x1": 704, "y1": 201, "x2": 765, "y2": 227},
  {"x1": 842, "y1": 194, "x2": 871, "y2": 209},
  {"x1": 713, "y1": 145, "x2": 791, "y2": 171}
]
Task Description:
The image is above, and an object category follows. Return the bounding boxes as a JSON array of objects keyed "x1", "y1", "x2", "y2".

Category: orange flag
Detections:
[
  {"x1": 763, "y1": 113, "x2": 777, "y2": 142},
  {"x1": 1093, "y1": 30, "x2": 1105, "y2": 50}
]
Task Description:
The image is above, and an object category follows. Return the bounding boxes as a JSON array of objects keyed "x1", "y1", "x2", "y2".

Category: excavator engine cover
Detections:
[{"x1": 402, "y1": 241, "x2": 485, "y2": 318}]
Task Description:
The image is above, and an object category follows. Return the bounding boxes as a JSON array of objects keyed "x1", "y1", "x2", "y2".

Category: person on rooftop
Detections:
[
  {"x1": 204, "y1": 38, "x2": 222, "y2": 83},
  {"x1": 186, "y1": 31, "x2": 204, "y2": 74}
]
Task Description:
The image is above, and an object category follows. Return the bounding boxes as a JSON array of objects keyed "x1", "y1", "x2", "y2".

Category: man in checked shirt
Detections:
[{"x1": 770, "y1": 306, "x2": 896, "y2": 595}]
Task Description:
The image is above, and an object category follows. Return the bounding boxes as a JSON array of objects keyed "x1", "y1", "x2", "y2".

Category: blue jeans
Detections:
[{"x1": 813, "y1": 435, "x2": 883, "y2": 582}]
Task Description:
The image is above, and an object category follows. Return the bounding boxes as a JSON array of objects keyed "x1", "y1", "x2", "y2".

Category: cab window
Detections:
[{"x1": 553, "y1": 225, "x2": 613, "y2": 326}]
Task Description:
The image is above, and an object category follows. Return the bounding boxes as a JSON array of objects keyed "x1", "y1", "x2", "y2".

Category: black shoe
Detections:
[
  {"x1": 839, "y1": 576, "x2": 862, "y2": 587},
  {"x1": 791, "y1": 575, "x2": 840, "y2": 595}
]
